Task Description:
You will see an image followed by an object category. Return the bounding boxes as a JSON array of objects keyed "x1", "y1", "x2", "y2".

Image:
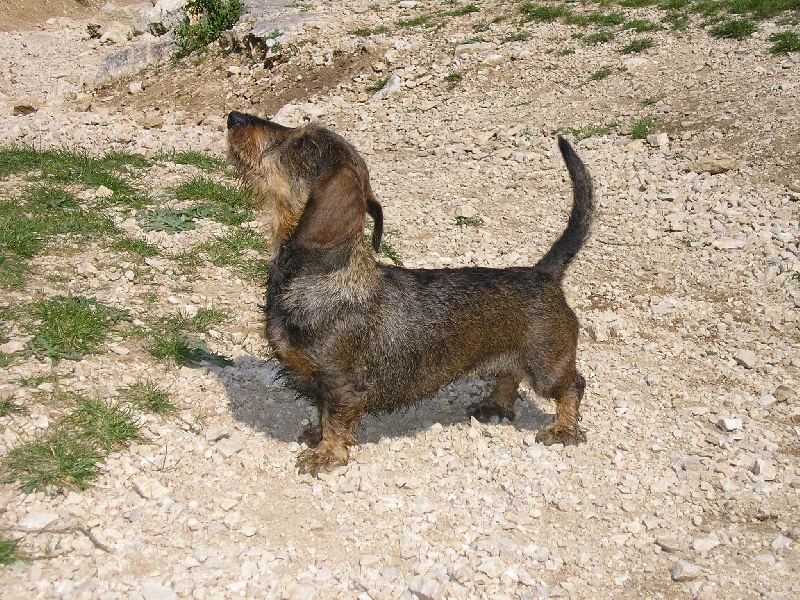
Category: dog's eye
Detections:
[{"x1": 291, "y1": 137, "x2": 306, "y2": 151}]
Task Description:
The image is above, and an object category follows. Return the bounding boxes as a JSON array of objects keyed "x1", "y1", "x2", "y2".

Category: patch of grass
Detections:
[
  {"x1": 444, "y1": 3, "x2": 480, "y2": 17},
  {"x1": 174, "y1": 0, "x2": 244, "y2": 58},
  {"x1": 621, "y1": 0, "x2": 661, "y2": 6},
  {"x1": 2, "y1": 429, "x2": 102, "y2": 492},
  {"x1": 566, "y1": 11, "x2": 626, "y2": 27},
  {"x1": 350, "y1": 24, "x2": 389, "y2": 36},
  {"x1": 557, "y1": 46, "x2": 576, "y2": 55},
  {"x1": 157, "y1": 150, "x2": 228, "y2": 172},
  {"x1": 769, "y1": 30, "x2": 800, "y2": 53},
  {"x1": 623, "y1": 18, "x2": 662, "y2": 31},
  {"x1": 399, "y1": 14, "x2": 434, "y2": 27},
  {"x1": 631, "y1": 115, "x2": 656, "y2": 139},
  {"x1": 119, "y1": 381, "x2": 177, "y2": 415},
  {"x1": 583, "y1": 30, "x2": 616, "y2": 45},
  {"x1": 520, "y1": 3, "x2": 570, "y2": 23},
  {"x1": 62, "y1": 398, "x2": 143, "y2": 453},
  {"x1": 0, "y1": 395, "x2": 26, "y2": 418},
  {"x1": 367, "y1": 75, "x2": 391, "y2": 93},
  {"x1": 589, "y1": 66, "x2": 614, "y2": 80},
  {"x1": 0, "y1": 534, "x2": 27, "y2": 565},
  {"x1": 455, "y1": 216, "x2": 484, "y2": 227},
  {"x1": 146, "y1": 326, "x2": 231, "y2": 367},
  {"x1": 0, "y1": 146, "x2": 149, "y2": 207},
  {"x1": 444, "y1": 71, "x2": 464, "y2": 90},
  {"x1": 620, "y1": 36, "x2": 656, "y2": 53},
  {"x1": 710, "y1": 17, "x2": 757, "y2": 39},
  {"x1": 198, "y1": 228, "x2": 268, "y2": 282},
  {"x1": 27, "y1": 295, "x2": 131, "y2": 361},
  {"x1": 642, "y1": 93, "x2": 666, "y2": 106},
  {"x1": 110, "y1": 237, "x2": 161, "y2": 259},
  {"x1": 504, "y1": 30, "x2": 532, "y2": 42},
  {"x1": 173, "y1": 177, "x2": 254, "y2": 220},
  {"x1": 563, "y1": 123, "x2": 617, "y2": 140}
]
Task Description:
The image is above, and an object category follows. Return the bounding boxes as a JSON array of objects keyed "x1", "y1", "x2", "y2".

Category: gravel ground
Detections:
[{"x1": 1, "y1": 1, "x2": 799, "y2": 599}]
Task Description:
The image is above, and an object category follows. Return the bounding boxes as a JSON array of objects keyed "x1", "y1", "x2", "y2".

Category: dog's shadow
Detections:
[{"x1": 214, "y1": 355, "x2": 553, "y2": 445}]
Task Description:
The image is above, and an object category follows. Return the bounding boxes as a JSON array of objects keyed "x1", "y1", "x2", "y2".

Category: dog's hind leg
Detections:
[
  {"x1": 469, "y1": 373, "x2": 521, "y2": 423},
  {"x1": 536, "y1": 373, "x2": 586, "y2": 445}
]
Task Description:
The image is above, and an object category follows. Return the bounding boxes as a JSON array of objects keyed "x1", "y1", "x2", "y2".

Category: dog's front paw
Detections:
[
  {"x1": 535, "y1": 424, "x2": 587, "y2": 446},
  {"x1": 469, "y1": 402, "x2": 515, "y2": 423},
  {"x1": 296, "y1": 442, "x2": 349, "y2": 476}
]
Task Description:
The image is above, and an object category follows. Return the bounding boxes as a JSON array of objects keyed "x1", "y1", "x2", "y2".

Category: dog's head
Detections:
[{"x1": 227, "y1": 111, "x2": 383, "y2": 254}]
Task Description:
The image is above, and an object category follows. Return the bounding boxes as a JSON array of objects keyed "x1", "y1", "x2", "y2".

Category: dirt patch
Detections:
[
  {"x1": 101, "y1": 46, "x2": 379, "y2": 122},
  {"x1": 0, "y1": 0, "x2": 141, "y2": 32}
]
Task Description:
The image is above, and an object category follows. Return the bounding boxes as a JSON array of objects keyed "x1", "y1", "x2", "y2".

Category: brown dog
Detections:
[{"x1": 227, "y1": 111, "x2": 595, "y2": 475}]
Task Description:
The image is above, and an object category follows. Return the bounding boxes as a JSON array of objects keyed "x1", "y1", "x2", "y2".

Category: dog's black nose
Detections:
[{"x1": 227, "y1": 111, "x2": 251, "y2": 130}]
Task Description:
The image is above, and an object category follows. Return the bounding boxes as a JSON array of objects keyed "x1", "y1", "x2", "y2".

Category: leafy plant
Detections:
[
  {"x1": 174, "y1": 0, "x2": 244, "y2": 58},
  {"x1": 631, "y1": 116, "x2": 656, "y2": 139},
  {"x1": 455, "y1": 216, "x2": 484, "y2": 227},
  {"x1": 768, "y1": 30, "x2": 800, "y2": 53},
  {"x1": 710, "y1": 18, "x2": 757, "y2": 39},
  {"x1": 27, "y1": 295, "x2": 131, "y2": 361},
  {"x1": 620, "y1": 37, "x2": 656, "y2": 53}
]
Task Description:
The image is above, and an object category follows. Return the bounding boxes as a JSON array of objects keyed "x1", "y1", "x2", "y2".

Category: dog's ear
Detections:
[
  {"x1": 366, "y1": 191, "x2": 383, "y2": 252},
  {"x1": 294, "y1": 166, "x2": 367, "y2": 250}
]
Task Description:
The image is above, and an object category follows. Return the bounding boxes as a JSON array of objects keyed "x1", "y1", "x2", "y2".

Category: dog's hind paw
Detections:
[
  {"x1": 296, "y1": 443, "x2": 349, "y2": 476},
  {"x1": 535, "y1": 424, "x2": 587, "y2": 446},
  {"x1": 468, "y1": 402, "x2": 515, "y2": 423}
]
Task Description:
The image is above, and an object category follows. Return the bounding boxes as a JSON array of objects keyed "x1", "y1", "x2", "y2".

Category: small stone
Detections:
[
  {"x1": 205, "y1": 426, "x2": 232, "y2": 442},
  {"x1": 477, "y1": 556, "x2": 504, "y2": 578},
  {"x1": 734, "y1": 349, "x2": 757, "y2": 369},
  {"x1": 240, "y1": 523, "x2": 257, "y2": 537},
  {"x1": 407, "y1": 574, "x2": 443, "y2": 600},
  {"x1": 656, "y1": 534, "x2": 681, "y2": 553},
  {"x1": 751, "y1": 459, "x2": 777, "y2": 481},
  {"x1": 370, "y1": 73, "x2": 402, "y2": 102},
  {"x1": 692, "y1": 537, "x2": 719, "y2": 554},
  {"x1": 690, "y1": 156, "x2": 737, "y2": 174},
  {"x1": 717, "y1": 417, "x2": 742, "y2": 432},
  {"x1": 771, "y1": 534, "x2": 793, "y2": 553},
  {"x1": 19, "y1": 511, "x2": 58, "y2": 530},
  {"x1": 128, "y1": 81, "x2": 143, "y2": 94},
  {"x1": 647, "y1": 132, "x2": 669, "y2": 147},
  {"x1": 773, "y1": 385, "x2": 795, "y2": 403},
  {"x1": 713, "y1": 237, "x2": 746, "y2": 250},
  {"x1": 0, "y1": 340, "x2": 26, "y2": 353},
  {"x1": 670, "y1": 560, "x2": 702, "y2": 581},
  {"x1": 216, "y1": 436, "x2": 243, "y2": 457},
  {"x1": 132, "y1": 476, "x2": 170, "y2": 500},
  {"x1": 141, "y1": 579, "x2": 177, "y2": 600}
]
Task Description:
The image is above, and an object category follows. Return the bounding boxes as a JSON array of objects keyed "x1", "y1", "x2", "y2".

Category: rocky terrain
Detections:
[{"x1": 0, "y1": 1, "x2": 799, "y2": 599}]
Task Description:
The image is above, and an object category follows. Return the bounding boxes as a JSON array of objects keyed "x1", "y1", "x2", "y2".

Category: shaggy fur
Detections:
[{"x1": 227, "y1": 110, "x2": 595, "y2": 475}]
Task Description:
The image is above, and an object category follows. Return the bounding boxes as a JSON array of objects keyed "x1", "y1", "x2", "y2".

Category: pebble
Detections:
[
  {"x1": 717, "y1": 417, "x2": 743, "y2": 432},
  {"x1": 670, "y1": 560, "x2": 703, "y2": 581}
]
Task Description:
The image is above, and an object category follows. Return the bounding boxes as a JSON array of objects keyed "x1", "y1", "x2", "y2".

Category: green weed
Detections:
[
  {"x1": 0, "y1": 534, "x2": 27, "y2": 565},
  {"x1": 27, "y1": 295, "x2": 131, "y2": 361},
  {"x1": 174, "y1": 0, "x2": 244, "y2": 58},
  {"x1": 769, "y1": 30, "x2": 800, "y2": 53},
  {"x1": 589, "y1": 66, "x2": 614, "y2": 80},
  {"x1": 198, "y1": 228, "x2": 268, "y2": 282},
  {"x1": 564, "y1": 123, "x2": 617, "y2": 140},
  {"x1": 157, "y1": 150, "x2": 228, "y2": 172},
  {"x1": 620, "y1": 36, "x2": 656, "y2": 53},
  {"x1": 444, "y1": 71, "x2": 464, "y2": 90},
  {"x1": 631, "y1": 116, "x2": 656, "y2": 139},
  {"x1": 710, "y1": 18, "x2": 757, "y2": 39},
  {"x1": 119, "y1": 381, "x2": 177, "y2": 415},
  {"x1": 455, "y1": 216, "x2": 484, "y2": 227}
]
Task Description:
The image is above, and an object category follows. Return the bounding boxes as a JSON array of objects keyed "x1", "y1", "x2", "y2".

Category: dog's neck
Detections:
[{"x1": 270, "y1": 237, "x2": 377, "y2": 291}]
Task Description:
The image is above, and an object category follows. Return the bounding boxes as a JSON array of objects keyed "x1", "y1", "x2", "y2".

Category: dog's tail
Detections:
[{"x1": 534, "y1": 136, "x2": 595, "y2": 281}]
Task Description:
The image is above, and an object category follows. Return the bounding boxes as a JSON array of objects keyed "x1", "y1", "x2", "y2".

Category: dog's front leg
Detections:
[{"x1": 296, "y1": 383, "x2": 363, "y2": 476}]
